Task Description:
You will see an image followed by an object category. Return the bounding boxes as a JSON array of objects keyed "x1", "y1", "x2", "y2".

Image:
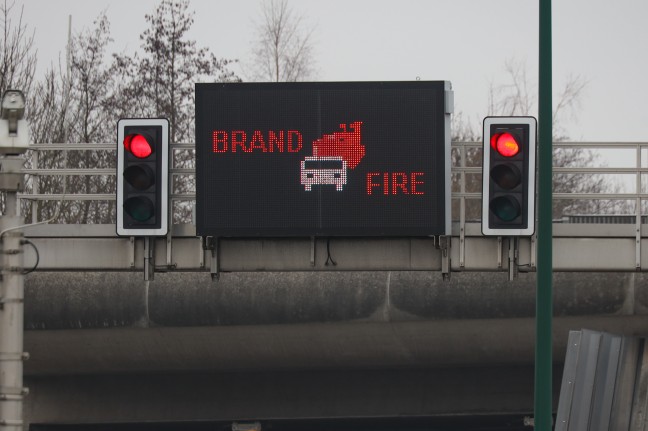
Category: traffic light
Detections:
[
  {"x1": 482, "y1": 116, "x2": 537, "y2": 236},
  {"x1": 117, "y1": 118, "x2": 169, "y2": 236}
]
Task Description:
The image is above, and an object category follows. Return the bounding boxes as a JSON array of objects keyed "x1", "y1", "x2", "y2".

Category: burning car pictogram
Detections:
[{"x1": 301, "y1": 121, "x2": 365, "y2": 191}]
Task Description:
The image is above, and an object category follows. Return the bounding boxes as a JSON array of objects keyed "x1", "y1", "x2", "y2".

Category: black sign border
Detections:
[{"x1": 195, "y1": 81, "x2": 451, "y2": 238}]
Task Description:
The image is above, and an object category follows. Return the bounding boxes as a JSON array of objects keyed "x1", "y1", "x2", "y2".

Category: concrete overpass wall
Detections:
[
  {"x1": 25, "y1": 271, "x2": 645, "y2": 331},
  {"x1": 20, "y1": 271, "x2": 648, "y2": 428}
]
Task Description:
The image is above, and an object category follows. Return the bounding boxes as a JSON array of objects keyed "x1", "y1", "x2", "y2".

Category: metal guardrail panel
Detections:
[
  {"x1": 556, "y1": 330, "x2": 648, "y2": 431},
  {"x1": 630, "y1": 344, "x2": 648, "y2": 430},
  {"x1": 553, "y1": 238, "x2": 637, "y2": 271},
  {"x1": 556, "y1": 331, "x2": 583, "y2": 430},
  {"x1": 590, "y1": 333, "x2": 623, "y2": 431},
  {"x1": 610, "y1": 336, "x2": 641, "y2": 430},
  {"x1": 31, "y1": 238, "x2": 137, "y2": 269}
]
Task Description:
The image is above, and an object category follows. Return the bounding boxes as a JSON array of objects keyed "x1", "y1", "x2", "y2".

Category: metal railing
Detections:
[
  {"x1": 20, "y1": 143, "x2": 195, "y2": 224},
  {"x1": 17, "y1": 141, "x2": 648, "y2": 230},
  {"x1": 451, "y1": 141, "x2": 648, "y2": 221}
]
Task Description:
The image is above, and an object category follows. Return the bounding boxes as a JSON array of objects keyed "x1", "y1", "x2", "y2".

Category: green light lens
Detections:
[
  {"x1": 490, "y1": 196, "x2": 521, "y2": 222},
  {"x1": 124, "y1": 196, "x2": 155, "y2": 222}
]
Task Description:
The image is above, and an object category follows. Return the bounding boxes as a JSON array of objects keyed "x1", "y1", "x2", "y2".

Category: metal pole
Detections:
[
  {"x1": 0, "y1": 191, "x2": 26, "y2": 431},
  {"x1": 536, "y1": 0, "x2": 553, "y2": 429},
  {"x1": 31, "y1": 150, "x2": 39, "y2": 223}
]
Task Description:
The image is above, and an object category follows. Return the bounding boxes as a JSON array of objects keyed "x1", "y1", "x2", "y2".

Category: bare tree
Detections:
[
  {"x1": 250, "y1": 0, "x2": 316, "y2": 82},
  {"x1": 28, "y1": 65, "x2": 73, "y2": 144},
  {"x1": 0, "y1": 0, "x2": 37, "y2": 218},
  {"x1": 65, "y1": 12, "x2": 116, "y2": 224},
  {"x1": 487, "y1": 59, "x2": 535, "y2": 118},
  {"x1": 551, "y1": 73, "x2": 587, "y2": 142},
  {"x1": 0, "y1": 0, "x2": 35, "y2": 97},
  {"x1": 452, "y1": 59, "x2": 610, "y2": 221},
  {"x1": 69, "y1": 12, "x2": 114, "y2": 144},
  {"x1": 23, "y1": 64, "x2": 72, "y2": 223},
  {"x1": 487, "y1": 59, "x2": 588, "y2": 141},
  {"x1": 27, "y1": 13, "x2": 116, "y2": 224}
]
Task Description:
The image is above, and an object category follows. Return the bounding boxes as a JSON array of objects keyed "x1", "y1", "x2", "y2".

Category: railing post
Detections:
[
  {"x1": 636, "y1": 143, "x2": 642, "y2": 269},
  {"x1": 459, "y1": 143, "x2": 466, "y2": 268},
  {"x1": 166, "y1": 144, "x2": 175, "y2": 268},
  {"x1": 31, "y1": 150, "x2": 38, "y2": 224}
]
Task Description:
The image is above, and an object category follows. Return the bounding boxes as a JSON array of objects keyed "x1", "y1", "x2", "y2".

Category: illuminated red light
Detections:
[
  {"x1": 124, "y1": 134, "x2": 153, "y2": 158},
  {"x1": 491, "y1": 132, "x2": 520, "y2": 157}
]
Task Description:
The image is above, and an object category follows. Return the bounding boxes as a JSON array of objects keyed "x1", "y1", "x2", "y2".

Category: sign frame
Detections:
[{"x1": 195, "y1": 81, "x2": 453, "y2": 238}]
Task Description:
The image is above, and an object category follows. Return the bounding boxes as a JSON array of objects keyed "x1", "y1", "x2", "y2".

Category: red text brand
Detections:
[{"x1": 212, "y1": 130, "x2": 303, "y2": 153}]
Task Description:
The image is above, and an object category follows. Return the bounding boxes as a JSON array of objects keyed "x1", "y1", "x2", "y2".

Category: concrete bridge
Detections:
[
  {"x1": 21, "y1": 259, "x2": 648, "y2": 430},
  {"x1": 14, "y1": 140, "x2": 648, "y2": 430}
]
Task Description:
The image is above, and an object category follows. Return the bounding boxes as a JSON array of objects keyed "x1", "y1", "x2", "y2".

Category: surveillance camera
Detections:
[
  {"x1": 0, "y1": 89, "x2": 29, "y2": 155},
  {"x1": 1, "y1": 90, "x2": 26, "y2": 121}
]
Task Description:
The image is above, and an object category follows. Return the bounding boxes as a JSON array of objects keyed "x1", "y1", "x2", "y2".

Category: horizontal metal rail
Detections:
[
  {"x1": 23, "y1": 168, "x2": 115, "y2": 175},
  {"x1": 22, "y1": 193, "x2": 197, "y2": 201},
  {"x1": 28, "y1": 143, "x2": 117, "y2": 151},
  {"x1": 17, "y1": 141, "x2": 648, "y2": 207},
  {"x1": 547, "y1": 142, "x2": 648, "y2": 148},
  {"x1": 22, "y1": 168, "x2": 195, "y2": 176}
]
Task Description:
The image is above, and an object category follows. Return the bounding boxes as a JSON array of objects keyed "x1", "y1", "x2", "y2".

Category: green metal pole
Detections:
[{"x1": 536, "y1": 0, "x2": 553, "y2": 429}]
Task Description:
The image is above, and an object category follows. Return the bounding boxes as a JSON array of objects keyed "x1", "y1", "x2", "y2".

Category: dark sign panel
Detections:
[{"x1": 195, "y1": 81, "x2": 451, "y2": 237}]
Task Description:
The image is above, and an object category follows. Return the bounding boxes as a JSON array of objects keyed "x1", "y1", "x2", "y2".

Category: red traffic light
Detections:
[
  {"x1": 491, "y1": 132, "x2": 520, "y2": 157},
  {"x1": 124, "y1": 133, "x2": 153, "y2": 158},
  {"x1": 482, "y1": 117, "x2": 537, "y2": 236},
  {"x1": 117, "y1": 118, "x2": 169, "y2": 237}
]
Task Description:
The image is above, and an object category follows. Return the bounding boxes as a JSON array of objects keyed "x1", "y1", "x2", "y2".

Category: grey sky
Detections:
[{"x1": 16, "y1": 0, "x2": 648, "y2": 142}]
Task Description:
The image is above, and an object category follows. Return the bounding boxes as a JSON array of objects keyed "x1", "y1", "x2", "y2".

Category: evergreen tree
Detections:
[{"x1": 113, "y1": 0, "x2": 239, "y2": 143}]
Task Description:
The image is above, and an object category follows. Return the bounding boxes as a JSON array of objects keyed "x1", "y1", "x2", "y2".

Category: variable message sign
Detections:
[{"x1": 195, "y1": 81, "x2": 452, "y2": 237}]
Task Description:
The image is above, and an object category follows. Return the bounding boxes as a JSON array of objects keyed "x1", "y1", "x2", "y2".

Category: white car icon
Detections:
[{"x1": 300, "y1": 156, "x2": 347, "y2": 191}]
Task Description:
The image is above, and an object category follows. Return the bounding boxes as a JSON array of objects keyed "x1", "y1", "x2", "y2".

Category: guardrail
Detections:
[
  {"x1": 19, "y1": 143, "x2": 195, "y2": 224},
  {"x1": 452, "y1": 141, "x2": 648, "y2": 219},
  {"x1": 10, "y1": 141, "x2": 648, "y2": 273},
  {"x1": 18, "y1": 141, "x2": 648, "y2": 228}
]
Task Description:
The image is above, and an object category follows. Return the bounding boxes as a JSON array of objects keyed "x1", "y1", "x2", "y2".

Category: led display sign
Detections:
[{"x1": 195, "y1": 81, "x2": 452, "y2": 237}]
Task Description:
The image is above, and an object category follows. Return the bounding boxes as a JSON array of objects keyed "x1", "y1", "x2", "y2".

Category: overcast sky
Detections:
[{"x1": 15, "y1": 0, "x2": 648, "y2": 143}]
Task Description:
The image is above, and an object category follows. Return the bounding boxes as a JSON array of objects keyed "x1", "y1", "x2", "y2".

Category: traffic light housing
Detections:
[
  {"x1": 117, "y1": 118, "x2": 169, "y2": 236},
  {"x1": 482, "y1": 116, "x2": 537, "y2": 236}
]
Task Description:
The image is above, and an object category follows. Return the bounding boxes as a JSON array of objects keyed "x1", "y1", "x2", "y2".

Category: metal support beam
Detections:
[
  {"x1": 144, "y1": 237, "x2": 154, "y2": 281},
  {"x1": 508, "y1": 237, "x2": 517, "y2": 281},
  {"x1": 439, "y1": 236, "x2": 451, "y2": 281},
  {"x1": 14, "y1": 223, "x2": 648, "y2": 272}
]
